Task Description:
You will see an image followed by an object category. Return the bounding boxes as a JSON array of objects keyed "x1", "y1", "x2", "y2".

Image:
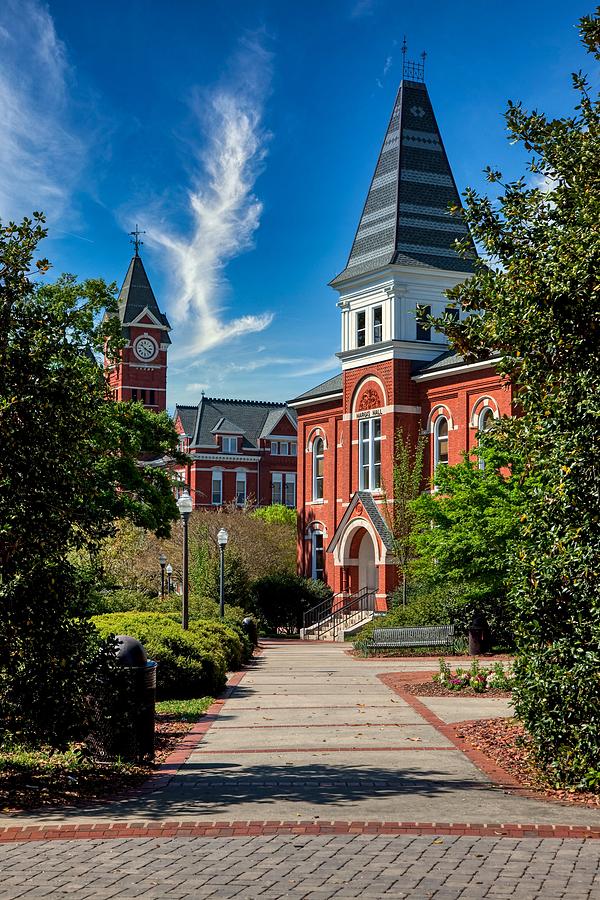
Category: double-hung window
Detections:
[
  {"x1": 416, "y1": 304, "x2": 432, "y2": 341},
  {"x1": 373, "y1": 306, "x2": 383, "y2": 343},
  {"x1": 272, "y1": 473, "x2": 283, "y2": 505},
  {"x1": 356, "y1": 311, "x2": 366, "y2": 347},
  {"x1": 211, "y1": 471, "x2": 223, "y2": 506},
  {"x1": 359, "y1": 418, "x2": 382, "y2": 491},
  {"x1": 312, "y1": 532, "x2": 324, "y2": 581},
  {"x1": 285, "y1": 473, "x2": 296, "y2": 508},
  {"x1": 280, "y1": 441, "x2": 289, "y2": 455},
  {"x1": 478, "y1": 407, "x2": 494, "y2": 470},
  {"x1": 290, "y1": 442, "x2": 297, "y2": 456},
  {"x1": 236, "y1": 472, "x2": 247, "y2": 506},
  {"x1": 222, "y1": 436, "x2": 237, "y2": 453},
  {"x1": 445, "y1": 305, "x2": 460, "y2": 323},
  {"x1": 434, "y1": 416, "x2": 449, "y2": 468},
  {"x1": 313, "y1": 438, "x2": 324, "y2": 500}
]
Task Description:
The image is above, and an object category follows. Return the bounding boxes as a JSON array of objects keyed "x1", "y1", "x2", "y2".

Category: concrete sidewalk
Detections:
[{"x1": 2, "y1": 641, "x2": 599, "y2": 828}]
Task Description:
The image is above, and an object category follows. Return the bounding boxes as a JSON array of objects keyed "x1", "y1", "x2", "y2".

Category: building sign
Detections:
[{"x1": 356, "y1": 407, "x2": 382, "y2": 420}]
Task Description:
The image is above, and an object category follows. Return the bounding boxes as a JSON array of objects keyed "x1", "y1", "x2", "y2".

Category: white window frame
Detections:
[
  {"x1": 373, "y1": 306, "x2": 383, "y2": 343},
  {"x1": 478, "y1": 407, "x2": 494, "y2": 470},
  {"x1": 416, "y1": 304, "x2": 432, "y2": 341},
  {"x1": 312, "y1": 438, "x2": 324, "y2": 500},
  {"x1": 280, "y1": 441, "x2": 289, "y2": 456},
  {"x1": 356, "y1": 310, "x2": 366, "y2": 348},
  {"x1": 270, "y1": 441, "x2": 278, "y2": 455},
  {"x1": 211, "y1": 470, "x2": 223, "y2": 506},
  {"x1": 290, "y1": 441, "x2": 297, "y2": 456},
  {"x1": 272, "y1": 472, "x2": 283, "y2": 505},
  {"x1": 235, "y1": 471, "x2": 247, "y2": 506},
  {"x1": 222, "y1": 436, "x2": 237, "y2": 453},
  {"x1": 434, "y1": 415, "x2": 449, "y2": 469},
  {"x1": 358, "y1": 417, "x2": 382, "y2": 492},
  {"x1": 285, "y1": 473, "x2": 296, "y2": 508},
  {"x1": 311, "y1": 530, "x2": 325, "y2": 581}
]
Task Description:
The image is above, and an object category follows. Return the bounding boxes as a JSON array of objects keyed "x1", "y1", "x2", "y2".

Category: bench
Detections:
[{"x1": 363, "y1": 625, "x2": 455, "y2": 652}]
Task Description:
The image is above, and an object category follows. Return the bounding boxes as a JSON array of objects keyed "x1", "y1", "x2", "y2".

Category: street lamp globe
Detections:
[
  {"x1": 158, "y1": 551, "x2": 167, "y2": 567},
  {"x1": 177, "y1": 490, "x2": 193, "y2": 517},
  {"x1": 165, "y1": 563, "x2": 173, "y2": 576},
  {"x1": 217, "y1": 528, "x2": 229, "y2": 547}
]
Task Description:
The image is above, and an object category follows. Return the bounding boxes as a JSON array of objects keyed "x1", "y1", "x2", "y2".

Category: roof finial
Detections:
[
  {"x1": 401, "y1": 36, "x2": 407, "y2": 65},
  {"x1": 130, "y1": 224, "x2": 146, "y2": 257}
]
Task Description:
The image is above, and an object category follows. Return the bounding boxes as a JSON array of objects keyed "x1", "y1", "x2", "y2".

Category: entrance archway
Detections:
[{"x1": 357, "y1": 529, "x2": 377, "y2": 593}]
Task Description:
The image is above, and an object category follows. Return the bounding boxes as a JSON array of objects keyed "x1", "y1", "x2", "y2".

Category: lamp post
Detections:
[
  {"x1": 217, "y1": 528, "x2": 229, "y2": 619},
  {"x1": 166, "y1": 563, "x2": 173, "y2": 595},
  {"x1": 176, "y1": 491, "x2": 193, "y2": 630},
  {"x1": 158, "y1": 551, "x2": 167, "y2": 599}
]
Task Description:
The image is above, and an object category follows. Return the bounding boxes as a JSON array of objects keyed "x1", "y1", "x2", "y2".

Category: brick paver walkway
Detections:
[
  {"x1": 1, "y1": 833, "x2": 599, "y2": 899},
  {"x1": 1, "y1": 642, "x2": 599, "y2": 898}
]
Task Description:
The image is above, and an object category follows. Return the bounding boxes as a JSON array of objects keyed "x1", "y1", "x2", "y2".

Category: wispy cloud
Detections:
[
  {"x1": 350, "y1": 0, "x2": 377, "y2": 19},
  {"x1": 0, "y1": 0, "x2": 84, "y2": 224},
  {"x1": 143, "y1": 35, "x2": 274, "y2": 360}
]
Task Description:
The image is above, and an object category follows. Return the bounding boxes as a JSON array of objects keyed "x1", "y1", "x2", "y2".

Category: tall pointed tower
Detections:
[
  {"x1": 332, "y1": 54, "x2": 474, "y2": 365},
  {"x1": 105, "y1": 230, "x2": 172, "y2": 411}
]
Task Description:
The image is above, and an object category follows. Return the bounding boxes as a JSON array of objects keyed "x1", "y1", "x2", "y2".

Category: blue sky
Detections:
[{"x1": 0, "y1": 0, "x2": 593, "y2": 408}]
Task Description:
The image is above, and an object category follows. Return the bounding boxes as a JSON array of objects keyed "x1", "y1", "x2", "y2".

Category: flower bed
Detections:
[{"x1": 435, "y1": 658, "x2": 513, "y2": 693}]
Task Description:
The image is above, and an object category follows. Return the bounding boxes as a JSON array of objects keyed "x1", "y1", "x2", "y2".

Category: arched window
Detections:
[
  {"x1": 478, "y1": 407, "x2": 494, "y2": 470},
  {"x1": 434, "y1": 416, "x2": 449, "y2": 469},
  {"x1": 313, "y1": 438, "x2": 324, "y2": 500},
  {"x1": 312, "y1": 530, "x2": 325, "y2": 580}
]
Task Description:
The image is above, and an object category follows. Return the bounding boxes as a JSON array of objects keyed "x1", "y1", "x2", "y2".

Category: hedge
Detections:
[{"x1": 91, "y1": 612, "x2": 247, "y2": 699}]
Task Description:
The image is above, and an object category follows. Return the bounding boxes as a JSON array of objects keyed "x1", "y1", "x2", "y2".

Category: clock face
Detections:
[{"x1": 134, "y1": 336, "x2": 157, "y2": 361}]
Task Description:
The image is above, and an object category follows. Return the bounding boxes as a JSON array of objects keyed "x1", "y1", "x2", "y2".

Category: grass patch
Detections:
[{"x1": 155, "y1": 697, "x2": 214, "y2": 721}]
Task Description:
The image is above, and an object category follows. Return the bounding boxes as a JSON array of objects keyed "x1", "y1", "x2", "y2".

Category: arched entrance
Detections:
[{"x1": 356, "y1": 528, "x2": 377, "y2": 593}]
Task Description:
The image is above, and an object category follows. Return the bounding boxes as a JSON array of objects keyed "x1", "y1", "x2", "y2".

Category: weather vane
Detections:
[{"x1": 130, "y1": 224, "x2": 146, "y2": 257}]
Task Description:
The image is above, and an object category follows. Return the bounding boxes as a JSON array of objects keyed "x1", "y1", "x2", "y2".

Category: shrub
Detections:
[
  {"x1": 252, "y1": 573, "x2": 332, "y2": 634},
  {"x1": 435, "y1": 658, "x2": 514, "y2": 693},
  {"x1": 91, "y1": 589, "x2": 158, "y2": 615},
  {"x1": 92, "y1": 613, "x2": 229, "y2": 699}
]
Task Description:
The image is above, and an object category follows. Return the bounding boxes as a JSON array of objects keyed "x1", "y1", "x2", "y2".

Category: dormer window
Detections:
[{"x1": 222, "y1": 436, "x2": 238, "y2": 453}]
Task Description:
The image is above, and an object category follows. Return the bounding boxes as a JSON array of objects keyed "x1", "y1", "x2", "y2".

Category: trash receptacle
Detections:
[
  {"x1": 241, "y1": 617, "x2": 258, "y2": 646},
  {"x1": 468, "y1": 613, "x2": 488, "y2": 656},
  {"x1": 113, "y1": 635, "x2": 157, "y2": 763}
]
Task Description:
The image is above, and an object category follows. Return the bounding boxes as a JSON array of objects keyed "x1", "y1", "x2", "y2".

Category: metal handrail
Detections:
[
  {"x1": 315, "y1": 587, "x2": 376, "y2": 640},
  {"x1": 303, "y1": 591, "x2": 343, "y2": 631}
]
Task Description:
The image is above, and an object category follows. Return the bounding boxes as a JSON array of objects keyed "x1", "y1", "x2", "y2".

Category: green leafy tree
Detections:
[
  {"x1": 411, "y1": 445, "x2": 525, "y2": 644},
  {"x1": 389, "y1": 427, "x2": 425, "y2": 606},
  {"x1": 252, "y1": 504, "x2": 296, "y2": 527},
  {"x1": 422, "y1": 11, "x2": 600, "y2": 783},
  {"x1": 0, "y1": 216, "x2": 181, "y2": 747}
]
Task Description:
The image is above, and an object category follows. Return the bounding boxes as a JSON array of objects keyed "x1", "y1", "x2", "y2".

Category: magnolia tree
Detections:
[
  {"x1": 0, "y1": 216, "x2": 181, "y2": 746},
  {"x1": 425, "y1": 12, "x2": 600, "y2": 784}
]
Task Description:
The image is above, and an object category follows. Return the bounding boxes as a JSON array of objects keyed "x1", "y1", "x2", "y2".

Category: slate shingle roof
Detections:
[
  {"x1": 288, "y1": 373, "x2": 343, "y2": 405},
  {"x1": 182, "y1": 397, "x2": 297, "y2": 450},
  {"x1": 174, "y1": 405, "x2": 199, "y2": 437},
  {"x1": 356, "y1": 491, "x2": 394, "y2": 552},
  {"x1": 117, "y1": 255, "x2": 172, "y2": 343},
  {"x1": 413, "y1": 348, "x2": 500, "y2": 376},
  {"x1": 331, "y1": 78, "x2": 476, "y2": 286}
]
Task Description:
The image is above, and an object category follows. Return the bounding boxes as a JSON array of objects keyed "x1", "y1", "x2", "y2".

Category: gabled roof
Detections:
[
  {"x1": 117, "y1": 254, "x2": 172, "y2": 343},
  {"x1": 174, "y1": 405, "x2": 199, "y2": 437},
  {"x1": 331, "y1": 75, "x2": 476, "y2": 286},
  {"x1": 259, "y1": 408, "x2": 296, "y2": 438},
  {"x1": 327, "y1": 491, "x2": 394, "y2": 555},
  {"x1": 212, "y1": 417, "x2": 246, "y2": 435},
  {"x1": 288, "y1": 373, "x2": 343, "y2": 406},
  {"x1": 184, "y1": 397, "x2": 297, "y2": 450}
]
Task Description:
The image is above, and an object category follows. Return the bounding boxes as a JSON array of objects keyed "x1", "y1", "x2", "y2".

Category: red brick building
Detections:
[
  {"x1": 106, "y1": 243, "x2": 298, "y2": 511},
  {"x1": 174, "y1": 399, "x2": 297, "y2": 509},
  {"x1": 104, "y1": 247, "x2": 171, "y2": 411},
  {"x1": 289, "y1": 64, "x2": 514, "y2": 611}
]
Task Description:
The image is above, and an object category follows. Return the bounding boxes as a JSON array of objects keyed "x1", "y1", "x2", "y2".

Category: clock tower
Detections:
[{"x1": 105, "y1": 232, "x2": 171, "y2": 412}]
